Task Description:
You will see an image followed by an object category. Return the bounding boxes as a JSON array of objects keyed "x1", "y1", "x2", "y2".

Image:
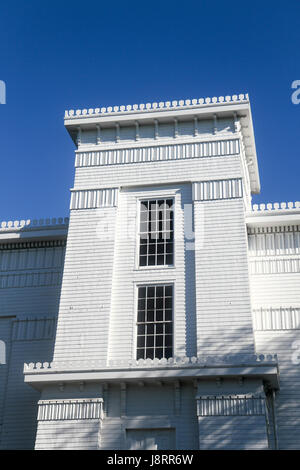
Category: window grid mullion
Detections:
[
  {"x1": 137, "y1": 284, "x2": 173, "y2": 360},
  {"x1": 139, "y1": 198, "x2": 174, "y2": 267}
]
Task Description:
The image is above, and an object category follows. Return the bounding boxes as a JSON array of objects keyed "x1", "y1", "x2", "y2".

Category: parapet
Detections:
[
  {"x1": 64, "y1": 94, "x2": 250, "y2": 120},
  {"x1": 0, "y1": 217, "x2": 69, "y2": 242}
]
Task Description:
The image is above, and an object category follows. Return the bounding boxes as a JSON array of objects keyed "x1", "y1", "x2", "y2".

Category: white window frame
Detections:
[
  {"x1": 134, "y1": 281, "x2": 175, "y2": 361},
  {"x1": 135, "y1": 195, "x2": 176, "y2": 270}
]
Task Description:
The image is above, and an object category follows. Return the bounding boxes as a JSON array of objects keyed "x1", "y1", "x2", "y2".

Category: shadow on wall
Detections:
[
  {"x1": 23, "y1": 327, "x2": 300, "y2": 450},
  {"x1": 0, "y1": 338, "x2": 57, "y2": 450},
  {"x1": 254, "y1": 328, "x2": 300, "y2": 450}
]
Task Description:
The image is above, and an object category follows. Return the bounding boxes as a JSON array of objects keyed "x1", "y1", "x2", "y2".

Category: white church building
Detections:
[{"x1": 0, "y1": 94, "x2": 300, "y2": 450}]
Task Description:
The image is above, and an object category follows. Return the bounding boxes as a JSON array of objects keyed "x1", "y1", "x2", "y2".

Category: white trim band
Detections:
[
  {"x1": 75, "y1": 139, "x2": 240, "y2": 167},
  {"x1": 253, "y1": 307, "x2": 300, "y2": 330},
  {"x1": 196, "y1": 395, "x2": 266, "y2": 416},
  {"x1": 192, "y1": 178, "x2": 243, "y2": 201},
  {"x1": 70, "y1": 188, "x2": 118, "y2": 210},
  {"x1": 37, "y1": 398, "x2": 103, "y2": 421}
]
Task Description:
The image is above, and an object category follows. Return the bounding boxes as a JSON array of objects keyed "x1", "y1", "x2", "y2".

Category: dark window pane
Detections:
[
  {"x1": 165, "y1": 286, "x2": 173, "y2": 296},
  {"x1": 165, "y1": 348, "x2": 172, "y2": 359},
  {"x1": 147, "y1": 324, "x2": 154, "y2": 335},
  {"x1": 140, "y1": 244, "x2": 147, "y2": 255},
  {"x1": 165, "y1": 335, "x2": 172, "y2": 347},
  {"x1": 147, "y1": 286, "x2": 155, "y2": 297},
  {"x1": 137, "y1": 349, "x2": 144, "y2": 360},
  {"x1": 146, "y1": 335, "x2": 154, "y2": 347},
  {"x1": 156, "y1": 335, "x2": 163, "y2": 347},
  {"x1": 156, "y1": 286, "x2": 163, "y2": 297},
  {"x1": 137, "y1": 336, "x2": 145, "y2": 347},
  {"x1": 165, "y1": 323, "x2": 172, "y2": 334},
  {"x1": 156, "y1": 298, "x2": 163, "y2": 309},
  {"x1": 156, "y1": 323, "x2": 163, "y2": 334},
  {"x1": 139, "y1": 287, "x2": 146, "y2": 298},
  {"x1": 148, "y1": 255, "x2": 155, "y2": 266},
  {"x1": 140, "y1": 256, "x2": 147, "y2": 266},
  {"x1": 146, "y1": 348, "x2": 154, "y2": 359},
  {"x1": 157, "y1": 255, "x2": 164, "y2": 265},
  {"x1": 166, "y1": 242, "x2": 173, "y2": 254},
  {"x1": 166, "y1": 254, "x2": 173, "y2": 265},
  {"x1": 137, "y1": 310, "x2": 146, "y2": 322},
  {"x1": 165, "y1": 309, "x2": 172, "y2": 321},
  {"x1": 155, "y1": 348, "x2": 163, "y2": 359},
  {"x1": 148, "y1": 243, "x2": 156, "y2": 254},
  {"x1": 156, "y1": 310, "x2": 164, "y2": 322},
  {"x1": 157, "y1": 243, "x2": 164, "y2": 254},
  {"x1": 146, "y1": 310, "x2": 154, "y2": 322},
  {"x1": 138, "y1": 324, "x2": 146, "y2": 335}
]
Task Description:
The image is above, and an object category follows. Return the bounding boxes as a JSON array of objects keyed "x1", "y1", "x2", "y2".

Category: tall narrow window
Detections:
[
  {"x1": 139, "y1": 199, "x2": 174, "y2": 267},
  {"x1": 136, "y1": 284, "x2": 173, "y2": 360}
]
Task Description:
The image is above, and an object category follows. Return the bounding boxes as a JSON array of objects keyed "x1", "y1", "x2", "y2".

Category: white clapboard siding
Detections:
[
  {"x1": 249, "y1": 220, "x2": 300, "y2": 449},
  {"x1": 194, "y1": 198, "x2": 254, "y2": 354},
  {"x1": 0, "y1": 339, "x2": 57, "y2": 449},
  {"x1": 254, "y1": 330, "x2": 300, "y2": 449},
  {"x1": 0, "y1": 246, "x2": 65, "y2": 271},
  {"x1": 0, "y1": 241, "x2": 66, "y2": 449},
  {"x1": 12, "y1": 317, "x2": 57, "y2": 341},
  {"x1": 35, "y1": 420, "x2": 100, "y2": 450},
  {"x1": 197, "y1": 416, "x2": 268, "y2": 450},
  {"x1": 52, "y1": 208, "x2": 117, "y2": 361},
  {"x1": 73, "y1": 154, "x2": 242, "y2": 190}
]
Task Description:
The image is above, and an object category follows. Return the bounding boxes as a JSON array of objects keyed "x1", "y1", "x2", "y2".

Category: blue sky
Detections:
[{"x1": 0, "y1": 0, "x2": 299, "y2": 221}]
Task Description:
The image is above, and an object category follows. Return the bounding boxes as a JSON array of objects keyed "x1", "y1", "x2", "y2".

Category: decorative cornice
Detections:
[
  {"x1": 37, "y1": 398, "x2": 103, "y2": 421},
  {"x1": 0, "y1": 239, "x2": 67, "y2": 250},
  {"x1": 252, "y1": 202, "x2": 300, "y2": 213},
  {"x1": 192, "y1": 178, "x2": 243, "y2": 201},
  {"x1": 75, "y1": 138, "x2": 240, "y2": 168},
  {"x1": 248, "y1": 225, "x2": 300, "y2": 234},
  {"x1": 24, "y1": 354, "x2": 278, "y2": 374},
  {"x1": 0, "y1": 217, "x2": 69, "y2": 232},
  {"x1": 64, "y1": 94, "x2": 260, "y2": 195},
  {"x1": 65, "y1": 94, "x2": 249, "y2": 120},
  {"x1": 196, "y1": 395, "x2": 266, "y2": 417},
  {"x1": 246, "y1": 203, "x2": 300, "y2": 229},
  {"x1": 70, "y1": 188, "x2": 118, "y2": 210}
]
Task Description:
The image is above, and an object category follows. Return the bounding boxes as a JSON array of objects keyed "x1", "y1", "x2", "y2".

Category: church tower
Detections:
[{"x1": 24, "y1": 95, "x2": 279, "y2": 449}]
